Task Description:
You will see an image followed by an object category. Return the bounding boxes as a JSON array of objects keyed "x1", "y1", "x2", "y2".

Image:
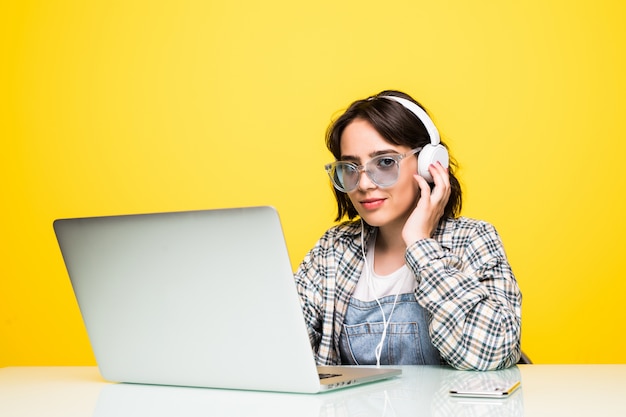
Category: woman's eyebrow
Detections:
[
  {"x1": 339, "y1": 154, "x2": 360, "y2": 162},
  {"x1": 340, "y1": 149, "x2": 401, "y2": 161}
]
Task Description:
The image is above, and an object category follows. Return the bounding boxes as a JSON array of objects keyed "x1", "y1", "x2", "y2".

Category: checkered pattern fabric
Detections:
[{"x1": 294, "y1": 217, "x2": 522, "y2": 370}]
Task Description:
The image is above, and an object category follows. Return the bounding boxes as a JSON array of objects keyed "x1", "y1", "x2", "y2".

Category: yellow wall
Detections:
[{"x1": 2, "y1": 0, "x2": 625, "y2": 366}]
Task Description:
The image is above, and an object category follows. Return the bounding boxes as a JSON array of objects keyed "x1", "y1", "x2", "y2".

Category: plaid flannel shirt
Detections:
[{"x1": 294, "y1": 217, "x2": 522, "y2": 371}]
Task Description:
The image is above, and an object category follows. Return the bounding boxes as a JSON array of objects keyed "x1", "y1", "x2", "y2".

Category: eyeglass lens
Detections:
[{"x1": 333, "y1": 155, "x2": 400, "y2": 192}]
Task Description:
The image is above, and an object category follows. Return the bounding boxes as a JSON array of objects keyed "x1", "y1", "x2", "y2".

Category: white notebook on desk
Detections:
[{"x1": 53, "y1": 206, "x2": 400, "y2": 393}]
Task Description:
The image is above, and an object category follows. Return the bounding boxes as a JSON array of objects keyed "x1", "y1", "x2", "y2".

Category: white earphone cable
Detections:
[{"x1": 360, "y1": 219, "x2": 401, "y2": 367}]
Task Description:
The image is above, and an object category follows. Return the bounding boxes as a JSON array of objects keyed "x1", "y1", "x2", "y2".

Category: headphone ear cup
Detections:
[{"x1": 417, "y1": 144, "x2": 449, "y2": 183}]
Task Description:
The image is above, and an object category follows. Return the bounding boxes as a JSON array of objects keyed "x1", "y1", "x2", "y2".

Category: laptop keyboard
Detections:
[{"x1": 319, "y1": 373, "x2": 342, "y2": 380}]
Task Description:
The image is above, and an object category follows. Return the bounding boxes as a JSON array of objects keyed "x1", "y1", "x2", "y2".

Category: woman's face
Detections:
[{"x1": 340, "y1": 118, "x2": 420, "y2": 229}]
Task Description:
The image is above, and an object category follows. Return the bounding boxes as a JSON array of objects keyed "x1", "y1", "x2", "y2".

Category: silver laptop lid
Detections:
[{"x1": 54, "y1": 206, "x2": 323, "y2": 393}]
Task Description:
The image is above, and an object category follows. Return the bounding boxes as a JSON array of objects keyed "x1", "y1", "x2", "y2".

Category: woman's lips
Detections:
[{"x1": 360, "y1": 198, "x2": 386, "y2": 210}]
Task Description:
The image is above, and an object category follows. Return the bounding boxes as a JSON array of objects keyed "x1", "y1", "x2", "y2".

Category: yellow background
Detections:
[{"x1": 2, "y1": 0, "x2": 625, "y2": 366}]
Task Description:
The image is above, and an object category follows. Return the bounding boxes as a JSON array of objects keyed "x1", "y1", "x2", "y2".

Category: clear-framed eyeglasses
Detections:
[{"x1": 324, "y1": 148, "x2": 422, "y2": 193}]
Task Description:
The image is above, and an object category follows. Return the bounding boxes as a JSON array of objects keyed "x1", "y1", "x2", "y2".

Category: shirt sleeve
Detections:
[
  {"x1": 294, "y1": 245, "x2": 325, "y2": 356},
  {"x1": 405, "y1": 221, "x2": 522, "y2": 371},
  {"x1": 292, "y1": 222, "x2": 364, "y2": 366}
]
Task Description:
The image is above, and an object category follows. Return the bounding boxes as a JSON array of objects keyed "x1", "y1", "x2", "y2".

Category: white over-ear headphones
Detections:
[{"x1": 380, "y1": 96, "x2": 449, "y2": 183}]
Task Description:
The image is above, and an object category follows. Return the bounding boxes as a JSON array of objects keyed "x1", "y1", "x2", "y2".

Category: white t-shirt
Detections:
[{"x1": 352, "y1": 236, "x2": 417, "y2": 302}]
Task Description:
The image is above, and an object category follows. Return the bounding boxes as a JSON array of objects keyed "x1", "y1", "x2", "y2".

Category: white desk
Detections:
[{"x1": 1, "y1": 365, "x2": 624, "y2": 417}]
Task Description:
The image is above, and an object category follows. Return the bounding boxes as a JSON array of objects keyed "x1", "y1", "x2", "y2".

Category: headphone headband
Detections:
[{"x1": 379, "y1": 96, "x2": 440, "y2": 146}]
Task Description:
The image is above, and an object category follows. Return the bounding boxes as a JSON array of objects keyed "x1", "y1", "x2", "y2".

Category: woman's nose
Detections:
[{"x1": 356, "y1": 169, "x2": 377, "y2": 191}]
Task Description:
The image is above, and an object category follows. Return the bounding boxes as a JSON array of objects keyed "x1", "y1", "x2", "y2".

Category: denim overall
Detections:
[{"x1": 339, "y1": 293, "x2": 441, "y2": 365}]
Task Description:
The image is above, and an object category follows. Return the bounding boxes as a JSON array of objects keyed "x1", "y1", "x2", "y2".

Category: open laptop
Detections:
[{"x1": 53, "y1": 206, "x2": 400, "y2": 393}]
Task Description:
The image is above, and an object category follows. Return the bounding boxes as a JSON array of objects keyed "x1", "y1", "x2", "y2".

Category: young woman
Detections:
[{"x1": 294, "y1": 90, "x2": 522, "y2": 371}]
